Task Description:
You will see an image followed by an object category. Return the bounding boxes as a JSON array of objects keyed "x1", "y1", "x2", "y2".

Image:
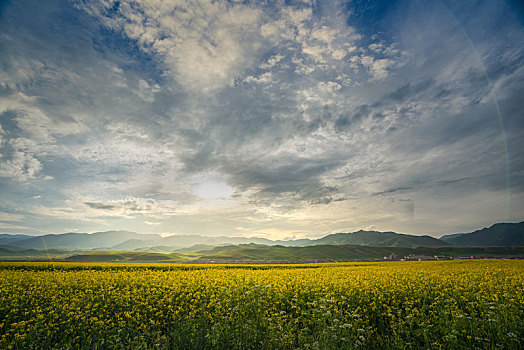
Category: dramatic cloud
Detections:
[{"x1": 0, "y1": 0, "x2": 523, "y2": 237}]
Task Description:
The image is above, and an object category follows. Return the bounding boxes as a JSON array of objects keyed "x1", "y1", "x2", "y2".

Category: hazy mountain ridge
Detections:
[
  {"x1": 111, "y1": 235, "x2": 276, "y2": 251},
  {"x1": 6, "y1": 230, "x2": 445, "y2": 250},
  {"x1": 9, "y1": 231, "x2": 161, "y2": 250},
  {"x1": 4, "y1": 222, "x2": 523, "y2": 252},
  {"x1": 0, "y1": 234, "x2": 31, "y2": 246}
]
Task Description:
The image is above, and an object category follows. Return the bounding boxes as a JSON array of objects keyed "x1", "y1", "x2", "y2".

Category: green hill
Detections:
[
  {"x1": 0, "y1": 245, "x2": 72, "y2": 260},
  {"x1": 64, "y1": 251, "x2": 188, "y2": 263},
  {"x1": 199, "y1": 245, "x2": 524, "y2": 261},
  {"x1": 2, "y1": 244, "x2": 523, "y2": 263}
]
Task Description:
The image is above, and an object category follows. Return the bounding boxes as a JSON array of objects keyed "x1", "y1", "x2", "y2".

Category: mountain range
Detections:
[
  {"x1": 1, "y1": 222, "x2": 522, "y2": 253},
  {"x1": 440, "y1": 222, "x2": 524, "y2": 246}
]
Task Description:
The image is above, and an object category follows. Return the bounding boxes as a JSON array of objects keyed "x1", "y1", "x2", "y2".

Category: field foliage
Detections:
[{"x1": 0, "y1": 260, "x2": 522, "y2": 349}]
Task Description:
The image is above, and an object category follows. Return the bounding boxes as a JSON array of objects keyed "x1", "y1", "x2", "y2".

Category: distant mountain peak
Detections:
[
  {"x1": 440, "y1": 221, "x2": 524, "y2": 247},
  {"x1": 314, "y1": 230, "x2": 448, "y2": 248}
]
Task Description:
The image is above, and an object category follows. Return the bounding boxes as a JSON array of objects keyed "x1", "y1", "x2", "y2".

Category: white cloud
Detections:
[
  {"x1": 136, "y1": 79, "x2": 160, "y2": 102},
  {"x1": 260, "y1": 20, "x2": 292, "y2": 41},
  {"x1": 106, "y1": 123, "x2": 149, "y2": 141},
  {"x1": 311, "y1": 26, "x2": 337, "y2": 43},
  {"x1": 244, "y1": 72, "x2": 273, "y2": 84},
  {"x1": 331, "y1": 49, "x2": 347, "y2": 60},
  {"x1": 144, "y1": 220, "x2": 161, "y2": 226},
  {"x1": 360, "y1": 56, "x2": 395, "y2": 80},
  {"x1": 0, "y1": 93, "x2": 87, "y2": 181},
  {"x1": 1, "y1": 93, "x2": 86, "y2": 139},
  {"x1": 284, "y1": 7, "x2": 313, "y2": 27},
  {"x1": 0, "y1": 212, "x2": 24, "y2": 221},
  {"x1": 193, "y1": 179, "x2": 233, "y2": 200},
  {"x1": 80, "y1": 0, "x2": 263, "y2": 93},
  {"x1": 369, "y1": 42, "x2": 384, "y2": 53},
  {"x1": 259, "y1": 54, "x2": 284, "y2": 69},
  {"x1": 319, "y1": 81, "x2": 342, "y2": 93},
  {"x1": 35, "y1": 195, "x2": 178, "y2": 223},
  {"x1": 0, "y1": 222, "x2": 34, "y2": 230},
  {"x1": 0, "y1": 149, "x2": 43, "y2": 181}
]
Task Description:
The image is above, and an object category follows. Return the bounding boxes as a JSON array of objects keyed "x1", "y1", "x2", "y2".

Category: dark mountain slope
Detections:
[
  {"x1": 440, "y1": 222, "x2": 524, "y2": 246},
  {"x1": 314, "y1": 230, "x2": 448, "y2": 248}
]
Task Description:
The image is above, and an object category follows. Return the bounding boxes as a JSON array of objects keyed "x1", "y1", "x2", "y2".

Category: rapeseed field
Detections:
[{"x1": 0, "y1": 260, "x2": 522, "y2": 349}]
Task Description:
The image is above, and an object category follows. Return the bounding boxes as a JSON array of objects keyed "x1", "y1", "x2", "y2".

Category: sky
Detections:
[{"x1": 0, "y1": 0, "x2": 523, "y2": 239}]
